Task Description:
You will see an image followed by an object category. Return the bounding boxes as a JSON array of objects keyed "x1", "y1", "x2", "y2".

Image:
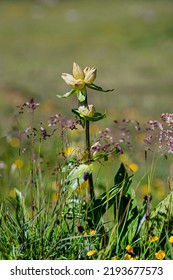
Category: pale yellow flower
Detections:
[
  {"x1": 155, "y1": 250, "x2": 165, "y2": 260},
  {"x1": 61, "y1": 62, "x2": 97, "y2": 90},
  {"x1": 78, "y1": 104, "x2": 96, "y2": 117}
]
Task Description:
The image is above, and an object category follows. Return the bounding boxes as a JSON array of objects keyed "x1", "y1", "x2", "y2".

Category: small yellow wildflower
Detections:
[
  {"x1": 149, "y1": 235, "x2": 159, "y2": 242},
  {"x1": 51, "y1": 192, "x2": 59, "y2": 202},
  {"x1": 126, "y1": 245, "x2": 134, "y2": 253},
  {"x1": 124, "y1": 253, "x2": 135, "y2": 260},
  {"x1": 87, "y1": 250, "x2": 97, "y2": 257},
  {"x1": 14, "y1": 159, "x2": 24, "y2": 169},
  {"x1": 8, "y1": 137, "x2": 20, "y2": 148},
  {"x1": 89, "y1": 229, "x2": 96, "y2": 235},
  {"x1": 129, "y1": 163, "x2": 138, "y2": 173},
  {"x1": 155, "y1": 250, "x2": 165, "y2": 260},
  {"x1": 169, "y1": 236, "x2": 173, "y2": 244}
]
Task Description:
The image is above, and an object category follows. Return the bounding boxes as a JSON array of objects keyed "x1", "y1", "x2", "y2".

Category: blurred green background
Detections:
[
  {"x1": 0, "y1": 0, "x2": 173, "y2": 201},
  {"x1": 0, "y1": 0, "x2": 173, "y2": 133}
]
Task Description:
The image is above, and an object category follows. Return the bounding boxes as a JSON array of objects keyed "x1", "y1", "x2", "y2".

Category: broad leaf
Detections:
[
  {"x1": 92, "y1": 163, "x2": 132, "y2": 226},
  {"x1": 140, "y1": 191, "x2": 173, "y2": 239},
  {"x1": 67, "y1": 163, "x2": 93, "y2": 191}
]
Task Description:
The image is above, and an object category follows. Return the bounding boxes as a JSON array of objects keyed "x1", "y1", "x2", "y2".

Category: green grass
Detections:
[{"x1": 0, "y1": 0, "x2": 173, "y2": 260}]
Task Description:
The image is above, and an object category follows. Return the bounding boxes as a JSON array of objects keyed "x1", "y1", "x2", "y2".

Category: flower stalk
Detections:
[
  {"x1": 58, "y1": 62, "x2": 113, "y2": 202},
  {"x1": 78, "y1": 89, "x2": 95, "y2": 202}
]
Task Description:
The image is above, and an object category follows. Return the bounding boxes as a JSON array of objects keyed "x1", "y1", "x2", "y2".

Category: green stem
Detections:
[
  {"x1": 86, "y1": 119, "x2": 95, "y2": 202},
  {"x1": 79, "y1": 88, "x2": 95, "y2": 202}
]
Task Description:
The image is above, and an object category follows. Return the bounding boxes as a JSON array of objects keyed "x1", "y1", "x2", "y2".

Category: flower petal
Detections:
[
  {"x1": 73, "y1": 62, "x2": 84, "y2": 80},
  {"x1": 74, "y1": 79, "x2": 85, "y2": 90},
  {"x1": 84, "y1": 67, "x2": 97, "y2": 84},
  {"x1": 61, "y1": 73, "x2": 76, "y2": 88}
]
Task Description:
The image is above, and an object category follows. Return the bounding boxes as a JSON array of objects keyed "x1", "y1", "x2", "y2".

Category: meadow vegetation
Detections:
[{"x1": 0, "y1": 0, "x2": 173, "y2": 260}]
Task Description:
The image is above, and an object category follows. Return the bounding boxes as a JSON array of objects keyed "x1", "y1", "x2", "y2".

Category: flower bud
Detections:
[
  {"x1": 73, "y1": 62, "x2": 84, "y2": 80},
  {"x1": 78, "y1": 104, "x2": 96, "y2": 117},
  {"x1": 84, "y1": 67, "x2": 97, "y2": 84}
]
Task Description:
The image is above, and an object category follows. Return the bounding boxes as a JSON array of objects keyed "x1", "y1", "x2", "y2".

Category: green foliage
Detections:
[
  {"x1": 72, "y1": 108, "x2": 106, "y2": 128},
  {"x1": 140, "y1": 190, "x2": 173, "y2": 244},
  {"x1": 1, "y1": 162, "x2": 173, "y2": 259},
  {"x1": 87, "y1": 84, "x2": 114, "y2": 93}
]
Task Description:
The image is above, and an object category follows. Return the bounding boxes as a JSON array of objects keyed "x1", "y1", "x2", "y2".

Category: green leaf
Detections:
[
  {"x1": 57, "y1": 89, "x2": 76, "y2": 98},
  {"x1": 91, "y1": 163, "x2": 131, "y2": 226},
  {"x1": 85, "y1": 112, "x2": 106, "y2": 122},
  {"x1": 87, "y1": 83, "x2": 114, "y2": 92},
  {"x1": 140, "y1": 191, "x2": 173, "y2": 239},
  {"x1": 71, "y1": 109, "x2": 85, "y2": 127},
  {"x1": 72, "y1": 109, "x2": 106, "y2": 123},
  {"x1": 76, "y1": 90, "x2": 86, "y2": 102}
]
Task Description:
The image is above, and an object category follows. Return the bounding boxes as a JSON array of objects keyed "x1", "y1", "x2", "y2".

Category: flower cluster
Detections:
[
  {"x1": 17, "y1": 98, "x2": 40, "y2": 114},
  {"x1": 144, "y1": 113, "x2": 173, "y2": 154},
  {"x1": 91, "y1": 128, "x2": 122, "y2": 158},
  {"x1": 48, "y1": 114, "x2": 80, "y2": 131},
  {"x1": 114, "y1": 113, "x2": 173, "y2": 156}
]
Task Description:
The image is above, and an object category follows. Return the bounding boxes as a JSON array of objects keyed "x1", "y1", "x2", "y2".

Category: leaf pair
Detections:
[
  {"x1": 57, "y1": 84, "x2": 114, "y2": 102},
  {"x1": 72, "y1": 108, "x2": 106, "y2": 127}
]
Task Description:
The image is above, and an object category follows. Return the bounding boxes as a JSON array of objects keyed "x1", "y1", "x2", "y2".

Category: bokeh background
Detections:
[{"x1": 0, "y1": 0, "x2": 173, "y2": 201}]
